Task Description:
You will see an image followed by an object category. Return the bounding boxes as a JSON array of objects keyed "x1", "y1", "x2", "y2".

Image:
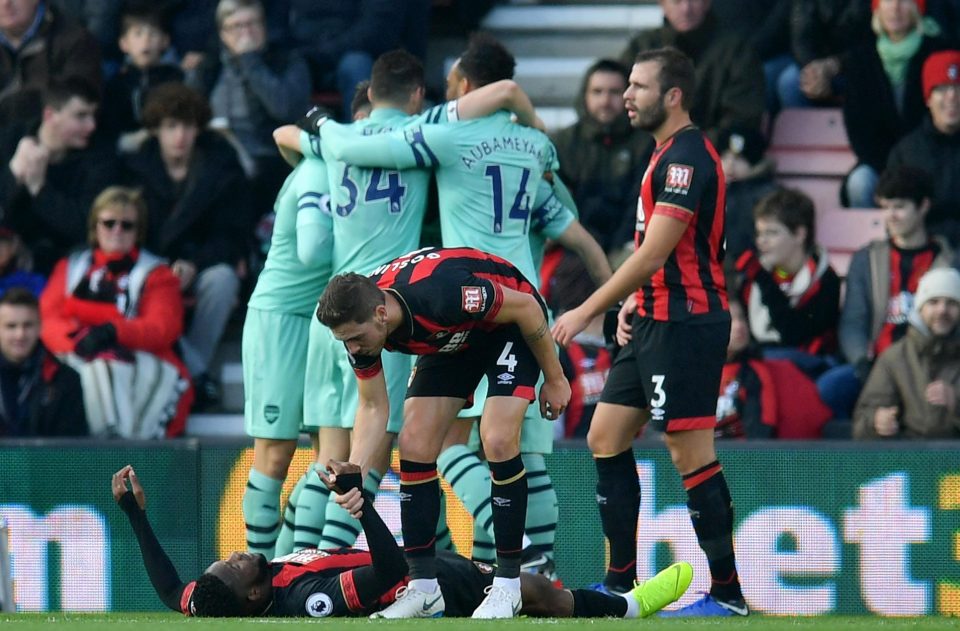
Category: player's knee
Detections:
[
  {"x1": 479, "y1": 433, "x2": 518, "y2": 462},
  {"x1": 398, "y1": 425, "x2": 439, "y2": 461}
]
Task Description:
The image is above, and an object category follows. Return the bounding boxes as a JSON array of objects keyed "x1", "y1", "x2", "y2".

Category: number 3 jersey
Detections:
[{"x1": 347, "y1": 247, "x2": 545, "y2": 379}]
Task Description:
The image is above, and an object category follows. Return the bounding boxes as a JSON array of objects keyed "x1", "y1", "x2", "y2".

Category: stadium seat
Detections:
[
  {"x1": 779, "y1": 176, "x2": 842, "y2": 212},
  {"x1": 769, "y1": 108, "x2": 857, "y2": 178},
  {"x1": 816, "y1": 207, "x2": 886, "y2": 277}
]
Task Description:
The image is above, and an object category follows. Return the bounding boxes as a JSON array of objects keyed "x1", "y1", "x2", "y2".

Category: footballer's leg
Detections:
[
  {"x1": 589, "y1": 327, "x2": 653, "y2": 595},
  {"x1": 518, "y1": 561, "x2": 693, "y2": 618},
  {"x1": 519, "y1": 394, "x2": 558, "y2": 576},
  {"x1": 642, "y1": 320, "x2": 746, "y2": 618},
  {"x1": 586, "y1": 402, "x2": 647, "y2": 594},
  {"x1": 241, "y1": 308, "x2": 309, "y2": 558},
  {"x1": 472, "y1": 395, "x2": 528, "y2": 618},
  {"x1": 437, "y1": 417, "x2": 496, "y2": 563},
  {"x1": 372, "y1": 395, "x2": 463, "y2": 619},
  {"x1": 245, "y1": 439, "x2": 295, "y2": 556}
]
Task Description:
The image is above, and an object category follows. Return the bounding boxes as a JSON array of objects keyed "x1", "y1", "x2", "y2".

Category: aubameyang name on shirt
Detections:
[{"x1": 461, "y1": 136, "x2": 547, "y2": 169}]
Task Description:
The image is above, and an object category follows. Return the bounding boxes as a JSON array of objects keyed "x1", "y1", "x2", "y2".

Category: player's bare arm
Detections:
[
  {"x1": 455, "y1": 79, "x2": 542, "y2": 130},
  {"x1": 554, "y1": 220, "x2": 613, "y2": 286},
  {"x1": 272, "y1": 125, "x2": 302, "y2": 164},
  {"x1": 493, "y1": 287, "x2": 571, "y2": 419},
  {"x1": 552, "y1": 212, "x2": 689, "y2": 346},
  {"x1": 349, "y1": 371, "x2": 390, "y2": 480}
]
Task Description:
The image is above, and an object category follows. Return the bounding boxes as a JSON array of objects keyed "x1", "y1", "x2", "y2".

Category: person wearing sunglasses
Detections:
[{"x1": 38, "y1": 185, "x2": 193, "y2": 438}]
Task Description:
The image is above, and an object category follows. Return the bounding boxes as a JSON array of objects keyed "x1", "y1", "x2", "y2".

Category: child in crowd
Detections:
[{"x1": 101, "y1": 6, "x2": 184, "y2": 152}]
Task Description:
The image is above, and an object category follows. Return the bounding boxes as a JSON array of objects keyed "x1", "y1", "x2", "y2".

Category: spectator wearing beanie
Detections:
[
  {"x1": 888, "y1": 49, "x2": 960, "y2": 244},
  {"x1": 842, "y1": 0, "x2": 947, "y2": 208},
  {"x1": 718, "y1": 125, "x2": 777, "y2": 265},
  {"x1": 854, "y1": 267, "x2": 960, "y2": 438}
]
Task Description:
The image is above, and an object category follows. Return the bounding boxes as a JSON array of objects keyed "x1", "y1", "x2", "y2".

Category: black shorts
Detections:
[
  {"x1": 600, "y1": 314, "x2": 729, "y2": 432},
  {"x1": 406, "y1": 325, "x2": 540, "y2": 402},
  {"x1": 436, "y1": 550, "x2": 495, "y2": 616}
]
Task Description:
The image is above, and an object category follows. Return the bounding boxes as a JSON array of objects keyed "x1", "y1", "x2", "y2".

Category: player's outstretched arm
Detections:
[
  {"x1": 555, "y1": 221, "x2": 612, "y2": 286},
  {"x1": 112, "y1": 466, "x2": 190, "y2": 613},
  {"x1": 552, "y1": 213, "x2": 688, "y2": 346},
  {"x1": 492, "y1": 288, "x2": 570, "y2": 419},
  {"x1": 319, "y1": 462, "x2": 409, "y2": 607},
  {"x1": 348, "y1": 371, "x2": 391, "y2": 480}
]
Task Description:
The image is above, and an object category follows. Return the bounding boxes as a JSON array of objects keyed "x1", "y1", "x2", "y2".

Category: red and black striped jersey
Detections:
[
  {"x1": 875, "y1": 241, "x2": 939, "y2": 356},
  {"x1": 179, "y1": 548, "x2": 402, "y2": 618},
  {"x1": 349, "y1": 247, "x2": 544, "y2": 377},
  {"x1": 634, "y1": 126, "x2": 728, "y2": 322}
]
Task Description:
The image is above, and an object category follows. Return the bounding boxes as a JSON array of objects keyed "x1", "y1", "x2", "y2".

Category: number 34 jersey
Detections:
[
  {"x1": 321, "y1": 110, "x2": 561, "y2": 284},
  {"x1": 347, "y1": 246, "x2": 545, "y2": 378}
]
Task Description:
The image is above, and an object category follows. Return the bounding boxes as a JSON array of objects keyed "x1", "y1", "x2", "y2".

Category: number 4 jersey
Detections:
[{"x1": 347, "y1": 247, "x2": 546, "y2": 378}]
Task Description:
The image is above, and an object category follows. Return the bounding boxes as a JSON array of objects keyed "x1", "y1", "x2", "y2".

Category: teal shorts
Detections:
[
  {"x1": 304, "y1": 316, "x2": 353, "y2": 431},
  {"x1": 242, "y1": 308, "x2": 311, "y2": 440},
  {"x1": 304, "y1": 316, "x2": 409, "y2": 434}
]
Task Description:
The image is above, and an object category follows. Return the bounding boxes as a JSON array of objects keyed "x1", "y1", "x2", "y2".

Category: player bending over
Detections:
[{"x1": 113, "y1": 463, "x2": 691, "y2": 618}]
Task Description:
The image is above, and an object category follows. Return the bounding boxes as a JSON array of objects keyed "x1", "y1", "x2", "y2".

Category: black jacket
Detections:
[
  {"x1": 100, "y1": 63, "x2": 184, "y2": 141},
  {"x1": 123, "y1": 132, "x2": 252, "y2": 270},
  {"x1": 843, "y1": 36, "x2": 948, "y2": 172},
  {"x1": 888, "y1": 116, "x2": 960, "y2": 230},
  {"x1": 0, "y1": 121, "x2": 121, "y2": 274},
  {"x1": 550, "y1": 82, "x2": 654, "y2": 253},
  {"x1": 0, "y1": 345, "x2": 87, "y2": 437},
  {"x1": 790, "y1": 0, "x2": 873, "y2": 65},
  {"x1": 619, "y1": 12, "x2": 766, "y2": 145}
]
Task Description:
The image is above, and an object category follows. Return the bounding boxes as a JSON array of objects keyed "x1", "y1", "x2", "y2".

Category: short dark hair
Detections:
[
  {"x1": 369, "y1": 50, "x2": 424, "y2": 105},
  {"x1": 875, "y1": 166, "x2": 934, "y2": 206},
  {"x1": 0, "y1": 287, "x2": 39, "y2": 311},
  {"x1": 351, "y1": 80, "x2": 372, "y2": 117},
  {"x1": 142, "y1": 83, "x2": 211, "y2": 129},
  {"x1": 585, "y1": 58, "x2": 629, "y2": 87},
  {"x1": 634, "y1": 47, "x2": 695, "y2": 110},
  {"x1": 191, "y1": 574, "x2": 243, "y2": 617},
  {"x1": 458, "y1": 33, "x2": 515, "y2": 87},
  {"x1": 316, "y1": 273, "x2": 385, "y2": 328},
  {"x1": 43, "y1": 77, "x2": 100, "y2": 110},
  {"x1": 120, "y1": 5, "x2": 168, "y2": 35},
  {"x1": 753, "y1": 188, "x2": 817, "y2": 252}
]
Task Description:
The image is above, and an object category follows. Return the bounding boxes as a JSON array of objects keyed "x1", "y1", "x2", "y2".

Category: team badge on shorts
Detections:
[
  {"x1": 461, "y1": 286, "x2": 487, "y2": 313},
  {"x1": 263, "y1": 404, "x2": 280, "y2": 424},
  {"x1": 665, "y1": 164, "x2": 694, "y2": 195}
]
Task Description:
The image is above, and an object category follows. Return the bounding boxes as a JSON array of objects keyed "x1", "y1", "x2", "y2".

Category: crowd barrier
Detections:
[{"x1": 0, "y1": 438, "x2": 957, "y2": 615}]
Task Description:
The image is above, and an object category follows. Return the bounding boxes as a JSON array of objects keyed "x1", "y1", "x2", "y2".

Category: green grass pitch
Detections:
[{"x1": 0, "y1": 614, "x2": 956, "y2": 630}]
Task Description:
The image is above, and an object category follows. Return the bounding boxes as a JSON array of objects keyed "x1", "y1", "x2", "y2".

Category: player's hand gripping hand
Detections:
[
  {"x1": 112, "y1": 465, "x2": 146, "y2": 509},
  {"x1": 317, "y1": 460, "x2": 363, "y2": 495},
  {"x1": 551, "y1": 306, "x2": 591, "y2": 347},
  {"x1": 615, "y1": 293, "x2": 637, "y2": 346},
  {"x1": 539, "y1": 375, "x2": 571, "y2": 421}
]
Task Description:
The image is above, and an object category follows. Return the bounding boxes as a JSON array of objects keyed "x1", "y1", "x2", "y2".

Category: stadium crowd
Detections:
[
  {"x1": 0, "y1": 0, "x2": 957, "y2": 440},
  {"x1": 0, "y1": 0, "x2": 958, "y2": 620}
]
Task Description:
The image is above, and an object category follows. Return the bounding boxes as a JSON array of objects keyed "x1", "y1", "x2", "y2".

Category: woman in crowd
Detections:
[
  {"x1": 843, "y1": 0, "x2": 946, "y2": 207},
  {"x1": 39, "y1": 186, "x2": 193, "y2": 438}
]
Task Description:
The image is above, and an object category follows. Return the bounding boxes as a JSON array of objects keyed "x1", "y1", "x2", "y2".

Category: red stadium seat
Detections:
[
  {"x1": 816, "y1": 207, "x2": 886, "y2": 277},
  {"x1": 769, "y1": 108, "x2": 856, "y2": 178}
]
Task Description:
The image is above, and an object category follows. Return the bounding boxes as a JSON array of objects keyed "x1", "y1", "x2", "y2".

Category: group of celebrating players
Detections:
[{"x1": 113, "y1": 34, "x2": 749, "y2": 620}]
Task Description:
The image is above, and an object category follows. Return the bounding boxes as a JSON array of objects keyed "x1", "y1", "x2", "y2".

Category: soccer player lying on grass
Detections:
[{"x1": 112, "y1": 463, "x2": 692, "y2": 618}]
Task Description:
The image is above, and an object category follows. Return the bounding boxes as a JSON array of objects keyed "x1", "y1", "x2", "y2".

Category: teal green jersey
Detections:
[
  {"x1": 322, "y1": 110, "x2": 560, "y2": 282},
  {"x1": 299, "y1": 103, "x2": 454, "y2": 275},
  {"x1": 248, "y1": 158, "x2": 333, "y2": 316}
]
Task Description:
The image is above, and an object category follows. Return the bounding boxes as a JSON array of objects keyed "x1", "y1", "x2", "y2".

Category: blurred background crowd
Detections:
[{"x1": 1, "y1": 0, "x2": 959, "y2": 443}]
